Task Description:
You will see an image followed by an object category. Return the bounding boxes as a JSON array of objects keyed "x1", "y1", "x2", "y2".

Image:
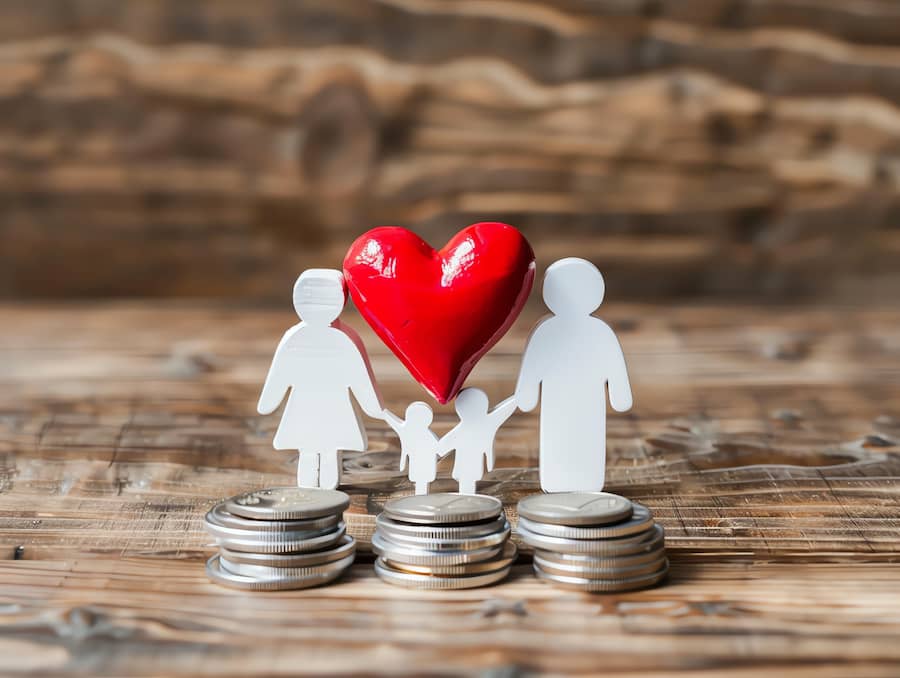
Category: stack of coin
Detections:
[
  {"x1": 516, "y1": 492, "x2": 667, "y2": 592},
  {"x1": 204, "y1": 487, "x2": 355, "y2": 591},
  {"x1": 373, "y1": 493, "x2": 517, "y2": 589}
]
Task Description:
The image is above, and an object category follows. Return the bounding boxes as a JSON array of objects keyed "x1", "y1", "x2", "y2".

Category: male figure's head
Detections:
[
  {"x1": 293, "y1": 269, "x2": 346, "y2": 326},
  {"x1": 405, "y1": 401, "x2": 434, "y2": 428},
  {"x1": 454, "y1": 388, "x2": 489, "y2": 420},
  {"x1": 543, "y1": 258, "x2": 605, "y2": 317}
]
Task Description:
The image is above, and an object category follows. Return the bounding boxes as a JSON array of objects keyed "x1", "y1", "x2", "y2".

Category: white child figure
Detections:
[
  {"x1": 383, "y1": 402, "x2": 442, "y2": 495},
  {"x1": 438, "y1": 388, "x2": 517, "y2": 495},
  {"x1": 257, "y1": 269, "x2": 384, "y2": 489},
  {"x1": 515, "y1": 258, "x2": 632, "y2": 493}
]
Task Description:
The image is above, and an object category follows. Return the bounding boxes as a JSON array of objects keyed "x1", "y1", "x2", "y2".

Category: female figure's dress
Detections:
[{"x1": 268, "y1": 324, "x2": 374, "y2": 453}]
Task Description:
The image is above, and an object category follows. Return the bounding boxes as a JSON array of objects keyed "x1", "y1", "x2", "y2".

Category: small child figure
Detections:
[
  {"x1": 438, "y1": 388, "x2": 517, "y2": 495},
  {"x1": 384, "y1": 402, "x2": 443, "y2": 495}
]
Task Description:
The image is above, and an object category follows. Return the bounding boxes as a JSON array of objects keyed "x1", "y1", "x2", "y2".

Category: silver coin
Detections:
[
  {"x1": 220, "y1": 553, "x2": 355, "y2": 579},
  {"x1": 219, "y1": 535, "x2": 356, "y2": 568},
  {"x1": 534, "y1": 553, "x2": 667, "y2": 579},
  {"x1": 376, "y1": 524, "x2": 510, "y2": 552},
  {"x1": 204, "y1": 511, "x2": 340, "y2": 542},
  {"x1": 518, "y1": 523, "x2": 663, "y2": 556},
  {"x1": 225, "y1": 487, "x2": 350, "y2": 521},
  {"x1": 375, "y1": 558, "x2": 512, "y2": 590},
  {"x1": 533, "y1": 542, "x2": 665, "y2": 569},
  {"x1": 376, "y1": 513, "x2": 508, "y2": 540},
  {"x1": 372, "y1": 532, "x2": 503, "y2": 566},
  {"x1": 216, "y1": 523, "x2": 346, "y2": 553},
  {"x1": 207, "y1": 503, "x2": 341, "y2": 533},
  {"x1": 385, "y1": 542, "x2": 518, "y2": 576},
  {"x1": 517, "y1": 492, "x2": 633, "y2": 526},
  {"x1": 205, "y1": 554, "x2": 347, "y2": 591},
  {"x1": 517, "y1": 503, "x2": 653, "y2": 540},
  {"x1": 383, "y1": 493, "x2": 502, "y2": 525},
  {"x1": 533, "y1": 559, "x2": 669, "y2": 592}
]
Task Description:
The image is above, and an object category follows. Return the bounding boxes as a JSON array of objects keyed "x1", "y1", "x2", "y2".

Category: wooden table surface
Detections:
[{"x1": 1, "y1": 301, "x2": 899, "y2": 676}]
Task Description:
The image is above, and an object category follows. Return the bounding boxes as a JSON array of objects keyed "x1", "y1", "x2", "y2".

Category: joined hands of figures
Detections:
[{"x1": 383, "y1": 390, "x2": 518, "y2": 495}]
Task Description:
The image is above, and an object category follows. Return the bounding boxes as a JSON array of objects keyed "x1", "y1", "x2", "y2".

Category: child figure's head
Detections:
[
  {"x1": 405, "y1": 401, "x2": 433, "y2": 427},
  {"x1": 454, "y1": 388, "x2": 489, "y2": 419}
]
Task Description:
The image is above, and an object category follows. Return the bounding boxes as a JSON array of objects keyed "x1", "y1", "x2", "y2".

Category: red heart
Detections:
[{"x1": 343, "y1": 222, "x2": 535, "y2": 404}]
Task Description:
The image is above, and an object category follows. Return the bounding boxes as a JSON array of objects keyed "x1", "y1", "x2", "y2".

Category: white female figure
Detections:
[
  {"x1": 515, "y1": 258, "x2": 632, "y2": 493},
  {"x1": 384, "y1": 402, "x2": 442, "y2": 495},
  {"x1": 257, "y1": 269, "x2": 384, "y2": 489}
]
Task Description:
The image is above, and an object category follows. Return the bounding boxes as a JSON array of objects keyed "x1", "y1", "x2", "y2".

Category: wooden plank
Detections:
[
  {"x1": 0, "y1": 302, "x2": 899, "y2": 673},
  {"x1": 0, "y1": 2, "x2": 899, "y2": 301},
  {"x1": 1, "y1": 303, "x2": 899, "y2": 560},
  {"x1": 2, "y1": 559, "x2": 900, "y2": 676}
]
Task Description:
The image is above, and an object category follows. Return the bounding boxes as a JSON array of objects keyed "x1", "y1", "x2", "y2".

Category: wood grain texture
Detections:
[
  {"x1": 1, "y1": 1, "x2": 899, "y2": 301},
  {"x1": 1, "y1": 301, "x2": 899, "y2": 674}
]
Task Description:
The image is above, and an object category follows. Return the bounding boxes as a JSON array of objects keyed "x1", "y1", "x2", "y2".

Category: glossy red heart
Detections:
[{"x1": 343, "y1": 222, "x2": 535, "y2": 403}]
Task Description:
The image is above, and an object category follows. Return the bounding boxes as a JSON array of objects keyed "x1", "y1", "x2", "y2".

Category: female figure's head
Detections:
[{"x1": 293, "y1": 269, "x2": 346, "y2": 326}]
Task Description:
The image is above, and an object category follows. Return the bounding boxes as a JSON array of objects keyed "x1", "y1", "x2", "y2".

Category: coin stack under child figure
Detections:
[
  {"x1": 204, "y1": 223, "x2": 667, "y2": 594},
  {"x1": 372, "y1": 493, "x2": 516, "y2": 589}
]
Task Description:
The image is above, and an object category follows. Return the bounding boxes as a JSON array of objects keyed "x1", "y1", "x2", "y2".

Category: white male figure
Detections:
[
  {"x1": 257, "y1": 269, "x2": 384, "y2": 489},
  {"x1": 384, "y1": 402, "x2": 442, "y2": 495},
  {"x1": 438, "y1": 388, "x2": 517, "y2": 495},
  {"x1": 514, "y1": 258, "x2": 632, "y2": 493}
]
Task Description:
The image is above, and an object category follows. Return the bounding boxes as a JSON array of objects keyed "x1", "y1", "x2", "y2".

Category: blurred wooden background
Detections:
[{"x1": 1, "y1": 0, "x2": 899, "y2": 302}]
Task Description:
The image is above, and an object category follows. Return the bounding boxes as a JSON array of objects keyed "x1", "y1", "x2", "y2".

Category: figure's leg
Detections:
[
  {"x1": 596, "y1": 434, "x2": 606, "y2": 492},
  {"x1": 319, "y1": 449, "x2": 341, "y2": 490},
  {"x1": 415, "y1": 481, "x2": 428, "y2": 495},
  {"x1": 297, "y1": 451, "x2": 319, "y2": 487}
]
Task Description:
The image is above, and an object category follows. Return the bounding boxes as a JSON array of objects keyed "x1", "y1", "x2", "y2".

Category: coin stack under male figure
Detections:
[
  {"x1": 373, "y1": 493, "x2": 517, "y2": 589},
  {"x1": 204, "y1": 487, "x2": 356, "y2": 590},
  {"x1": 516, "y1": 492, "x2": 667, "y2": 592}
]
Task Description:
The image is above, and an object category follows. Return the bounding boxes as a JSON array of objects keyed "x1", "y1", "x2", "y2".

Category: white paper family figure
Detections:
[
  {"x1": 258, "y1": 257, "x2": 633, "y2": 496},
  {"x1": 257, "y1": 269, "x2": 384, "y2": 489},
  {"x1": 515, "y1": 257, "x2": 633, "y2": 493},
  {"x1": 438, "y1": 388, "x2": 517, "y2": 495},
  {"x1": 384, "y1": 402, "x2": 441, "y2": 495}
]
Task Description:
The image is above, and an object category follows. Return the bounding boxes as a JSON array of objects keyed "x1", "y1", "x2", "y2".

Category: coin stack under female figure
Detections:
[{"x1": 204, "y1": 487, "x2": 356, "y2": 591}]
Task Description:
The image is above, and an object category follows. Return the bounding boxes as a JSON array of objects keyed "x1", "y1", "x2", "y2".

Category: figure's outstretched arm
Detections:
[
  {"x1": 339, "y1": 323, "x2": 385, "y2": 419},
  {"x1": 489, "y1": 395, "x2": 518, "y2": 428},
  {"x1": 484, "y1": 395, "x2": 517, "y2": 472},
  {"x1": 606, "y1": 330, "x2": 633, "y2": 412},
  {"x1": 514, "y1": 322, "x2": 547, "y2": 412},
  {"x1": 257, "y1": 332, "x2": 294, "y2": 414},
  {"x1": 383, "y1": 409, "x2": 403, "y2": 432}
]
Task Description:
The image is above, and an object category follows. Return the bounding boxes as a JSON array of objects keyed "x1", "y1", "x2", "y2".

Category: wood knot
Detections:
[
  {"x1": 862, "y1": 434, "x2": 895, "y2": 448},
  {"x1": 298, "y1": 81, "x2": 378, "y2": 198},
  {"x1": 761, "y1": 335, "x2": 811, "y2": 361},
  {"x1": 165, "y1": 342, "x2": 220, "y2": 378},
  {"x1": 341, "y1": 452, "x2": 407, "y2": 489},
  {"x1": 479, "y1": 599, "x2": 527, "y2": 618},
  {"x1": 771, "y1": 409, "x2": 803, "y2": 425}
]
